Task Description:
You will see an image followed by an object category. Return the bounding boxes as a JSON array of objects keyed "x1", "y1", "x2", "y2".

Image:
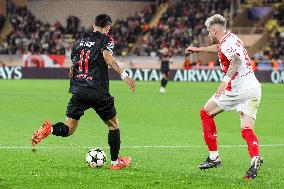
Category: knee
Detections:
[{"x1": 200, "y1": 108, "x2": 212, "y2": 120}]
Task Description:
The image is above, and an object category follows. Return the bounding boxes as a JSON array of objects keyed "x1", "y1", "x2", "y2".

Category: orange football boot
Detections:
[
  {"x1": 31, "y1": 121, "x2": 52, "y2": 146},
  {"x1": 110, "y1": 156, "x2": 131, "y2": 170}
]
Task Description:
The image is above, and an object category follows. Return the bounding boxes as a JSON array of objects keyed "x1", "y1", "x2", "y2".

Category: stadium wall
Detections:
[
  {"x1": 1, "y1": 66, "x2": 283, "y2": 84},
  {"x1": 27, "y1": 0, "x2": 152, "y2": 28}
]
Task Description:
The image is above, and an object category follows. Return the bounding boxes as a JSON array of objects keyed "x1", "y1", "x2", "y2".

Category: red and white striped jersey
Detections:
[{"x1": 218, "y1": 32, "x2": 261, "y2": 93}]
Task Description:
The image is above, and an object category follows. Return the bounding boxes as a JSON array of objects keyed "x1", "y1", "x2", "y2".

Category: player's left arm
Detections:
[
  {"x1": 225, "y1": 54, "x2": 242, "y2": 78},
  {"x1": 103, "y1": 50, "x2": 135, "y2": 92},
  {"x1": 215, "y1": 54, "x2": 242, "y2": 98},
  {"x1": 103, "y1": 50, "x2": 124, "y2": 74},
  {"x1": 215, "y1": 41, "x2": 242, "y2": 99}
]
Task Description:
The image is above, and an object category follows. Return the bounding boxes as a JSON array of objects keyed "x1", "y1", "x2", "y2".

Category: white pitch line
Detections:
[{"x1": 0, "y1": 144, "x2": 284, "y2": 149}]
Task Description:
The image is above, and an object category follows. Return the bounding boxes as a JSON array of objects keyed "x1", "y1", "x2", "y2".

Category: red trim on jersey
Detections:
[
  {"x1": 218, "y1": 51, "x2": 230, "y2": 73},
  {"x1": 226, "y1": 72, "x2": 238, "y2": 91},
  {"x1": 220, "y1": 31, "x2": 231, "y2": 44}
]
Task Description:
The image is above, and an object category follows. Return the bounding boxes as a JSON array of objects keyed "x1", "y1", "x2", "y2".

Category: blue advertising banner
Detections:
[{"x1": 0, "y1": 67, "x2": 283, "y2": 83}]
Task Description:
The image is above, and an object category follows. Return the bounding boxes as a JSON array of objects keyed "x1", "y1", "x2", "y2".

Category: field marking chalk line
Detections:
[{"x1": 0, "y1": 144, "x2": 284, "y2": 149}]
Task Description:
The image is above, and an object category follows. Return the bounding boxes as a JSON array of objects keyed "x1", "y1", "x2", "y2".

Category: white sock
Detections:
[
  {"x1": 111, "y1": 160, "x2": 118, "y2": 166},
  {"x1": 209, "y1": 151, "x2": 219, "y2": 160},
  {"x1": 251, "y1": 156, "x2": 259, "y2": 164}
]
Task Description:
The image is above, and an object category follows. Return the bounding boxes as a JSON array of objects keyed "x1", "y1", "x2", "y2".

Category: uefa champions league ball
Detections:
[{"x1": 86, "y1": 148, "x2": 107, "y2": 168}]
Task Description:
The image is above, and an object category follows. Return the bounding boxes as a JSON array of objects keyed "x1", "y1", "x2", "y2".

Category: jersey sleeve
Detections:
[
  {"x1": 102, "y1": 36, "x2": 114, "y2": 55},
  {"x1": 70, "y1": 43, "x2": 80, "y2": 65},
  {"x1": 220, "y1": 37, "x2": 242, "y2": 61}
]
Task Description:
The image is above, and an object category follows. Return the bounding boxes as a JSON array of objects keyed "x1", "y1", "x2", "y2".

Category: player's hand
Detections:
[
  {"x1": 124, "y1": 76, "x2": 135, "y2": 93},
  {"x1": 69, "y1": 66, "x2": 73, "y2": 78},
  {"x1": 185, "y1": 46, "x2": 199, "y2": 54},
  {"x1": 215, "y1": 81, "x2": 228, "y2": 99}
]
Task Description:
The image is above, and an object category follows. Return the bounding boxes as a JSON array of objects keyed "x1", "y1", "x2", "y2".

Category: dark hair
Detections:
[{"x1": 95, "y1": 14, "x2": 112, "y2": 28}]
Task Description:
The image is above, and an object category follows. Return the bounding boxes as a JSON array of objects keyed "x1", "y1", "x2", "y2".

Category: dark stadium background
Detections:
[{"x1": 0, "y1": 0, "x2": 283, "y2": 83}]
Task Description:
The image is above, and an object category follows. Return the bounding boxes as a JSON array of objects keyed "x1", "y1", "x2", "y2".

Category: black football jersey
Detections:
[
  {"x1": 69, "y1": 31, "x2": 114, "y2": 99},
  {"x1": 159, "y1": 53, "x2": 172, "y2": 71}
]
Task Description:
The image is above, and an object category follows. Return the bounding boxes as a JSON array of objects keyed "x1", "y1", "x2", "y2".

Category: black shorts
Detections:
[
  {"x1": 161, "y1": 61, "x2": 169, "y2": 74},
  {"x1": 66, "y1": 94, "x2": 116, "y2": 121},
  {"x1": 161, "y1": 69, "x2": 169, "y2": 76}
]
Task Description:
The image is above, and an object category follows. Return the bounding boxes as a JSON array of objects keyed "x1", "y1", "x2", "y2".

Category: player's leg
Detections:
[
  {"x1": 199, "y1": 99, "x2": 223, "y2": 169},
  {"x1": 241, "y1": 112, "x2": 263, "y2": 180},
  {"x1": 240, "y1": 112, "x2": 259, "y2": 159},
  {"x1": 105, "y1": 115, "x2": 120, "y2": 164},
  {"x1": 239, "y1": 94, "x2": 263, "y2": 180},
  {"x1": 94, "y1": 97, "x2": 131, "y2": 170},
  {"x1": 237, "y1": 88, "x2": 262, "y2": 179},
  {"x1": 53, "y1": 116, "x2": 79, "y2": 136},
  {"x1": 160, "y1": 72, "x2": 167, "y2": 93},
  {"x1": 105, "y1": 116, "x2": 131, "y2": 170},
  {"x1": 32, "y1": 117, "x2": 79, "y2": 145},
  {"x1": 31, "y1": 94, "x2": 87, "y2": 146},
  {"x1": 163, "y1": 71, "x2": 169, "y2": 88}
]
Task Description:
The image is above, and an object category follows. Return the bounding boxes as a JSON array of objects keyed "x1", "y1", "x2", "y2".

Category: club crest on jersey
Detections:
[{"x1": 79, "y1": 41, "x2": 96, "y2": 47}]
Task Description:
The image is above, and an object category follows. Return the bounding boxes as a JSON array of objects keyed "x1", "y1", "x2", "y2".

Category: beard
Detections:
[{"x1": 211, "y1": 37, "x2": 219, "y2": 44}]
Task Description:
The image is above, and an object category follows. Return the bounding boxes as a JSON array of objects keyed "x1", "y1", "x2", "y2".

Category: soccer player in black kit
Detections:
[
  {"x1": 31, "y1": 14, "x2": 135, "y2": 170},
  {"x1": 159, "y1": 47, "x2": 172, "y2": 93}
]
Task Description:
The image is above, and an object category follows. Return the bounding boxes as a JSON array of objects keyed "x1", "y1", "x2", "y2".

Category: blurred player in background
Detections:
[
  {"x1": 186, "y1": 14, "x2": 262, "y2": 180},
  {"x1": 159, "y1": 47, "x2": 172, "y2": 93},
  {"x1": 183, "y1": 54, "x2": 192, "y2": 70},
  {"x1": 31, "y1": 14, "x2": 135, "y2": 170}
]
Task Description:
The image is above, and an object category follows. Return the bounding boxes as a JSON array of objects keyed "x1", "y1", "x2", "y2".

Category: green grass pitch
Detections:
[{"x1": 0, "y1": 80, "x2": 283, "y2": 189}]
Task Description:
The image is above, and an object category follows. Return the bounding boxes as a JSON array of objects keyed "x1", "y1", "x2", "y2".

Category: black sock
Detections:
[
  {"x1": 52, "y1": 122, "x2": 69, "y2": 137},
  {"x1": 161, "y1": 78, "x2": 167, "y2": 88},
  {"x1": 161, "y1": 78, "x2": 165, "y2": 87},
  {"x1": 164, "y1": 79, "x2": 168, "y2": 87},
  {"x1": 108, "y1": 129, "x2": 120, "y2": 161}
]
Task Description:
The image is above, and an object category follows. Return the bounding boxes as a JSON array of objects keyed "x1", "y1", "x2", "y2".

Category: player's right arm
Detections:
[
  {"x1": 185, "y1": 44, "x2": 219, "y2": 54},
  {"x1": 103, "y1": 50, "x2": 135, "y2": 93}
]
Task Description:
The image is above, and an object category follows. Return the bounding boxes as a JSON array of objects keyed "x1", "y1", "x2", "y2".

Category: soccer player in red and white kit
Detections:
[{"x1": 186, "y1": 14, "x2": 263, "y2": 180}]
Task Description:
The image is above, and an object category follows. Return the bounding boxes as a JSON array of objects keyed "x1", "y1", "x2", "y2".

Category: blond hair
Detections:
[{"x1": 205, "y1": 14, "x2": 226, "y2": 28}]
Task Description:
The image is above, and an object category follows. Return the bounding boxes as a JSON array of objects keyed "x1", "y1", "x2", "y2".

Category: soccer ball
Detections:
[{"x1": 86, "y1": 148, "x2": 107, "y2": 168}]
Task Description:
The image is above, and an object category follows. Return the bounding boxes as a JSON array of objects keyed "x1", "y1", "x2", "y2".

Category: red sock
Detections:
[
  {"x1": 241, "y1": 127, "x2": 259, "y2": 158},
  {"x1": 200, "y1": 109, "x2": 217, "y2": 151}
]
